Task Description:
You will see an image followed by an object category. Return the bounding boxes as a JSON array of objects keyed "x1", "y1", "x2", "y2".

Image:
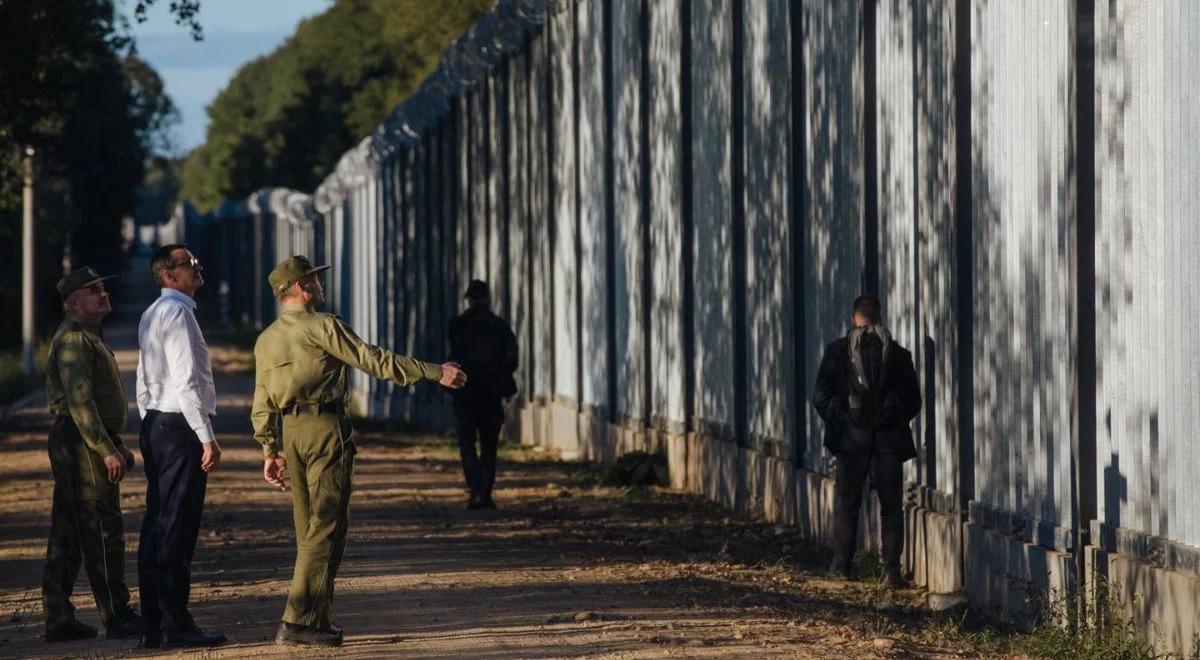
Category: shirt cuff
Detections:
[
  {"x1": 193, "y1": 423, "x2": 217, "y2": 445},
  {"x1": 421, "y1": 361, "x2": 443, "y2": 381},
  {"x1": 261, "y1": 440, "x2": 280, "y2": 457}
]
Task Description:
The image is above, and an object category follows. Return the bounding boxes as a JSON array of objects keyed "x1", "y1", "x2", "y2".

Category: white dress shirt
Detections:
[{"x1": 137, "y1": 288, "x2": 217, "y2": 444}]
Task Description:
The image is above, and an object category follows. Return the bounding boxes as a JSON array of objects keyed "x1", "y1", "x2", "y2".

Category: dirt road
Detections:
[{"x1": 0, "y1": 279, "x2": 990, "y2": 658}]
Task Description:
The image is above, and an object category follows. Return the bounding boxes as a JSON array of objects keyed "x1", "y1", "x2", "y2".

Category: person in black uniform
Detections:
[
  {"x1": 812, "y1": 294, "x2": 921, "y2": 587},
  {"x1": 448, "y1": 280, "x2": 518, "y2": 510}
]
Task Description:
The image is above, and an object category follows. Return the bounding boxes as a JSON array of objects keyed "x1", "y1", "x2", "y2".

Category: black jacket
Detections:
[
  {"x1": 812, "y1": 335, "x2": 922, "y2": 460},
  {"x1": 447, "y1": 308, "x2": 519, "y2": 400}
]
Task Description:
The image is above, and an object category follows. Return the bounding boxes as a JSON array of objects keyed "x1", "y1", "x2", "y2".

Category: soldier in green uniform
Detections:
[
  {"x1": 42, "y1": 267, "x2": 142, "y2": 642},
  {"x1": 251, "y1": 256, "x2": 466, "y2": 646}
]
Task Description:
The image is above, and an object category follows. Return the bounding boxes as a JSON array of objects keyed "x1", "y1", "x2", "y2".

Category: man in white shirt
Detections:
[{"x1": 135, "y1": 244, "x2": 226, "y2": 648}]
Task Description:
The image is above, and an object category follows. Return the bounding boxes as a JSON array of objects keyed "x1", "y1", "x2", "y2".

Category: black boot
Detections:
[
  {"x1": 165, "y1": 624, "x2": 227, "y2": 647},
  {"x1": 275, "y1": 621, "x2": 343, "y2": 646},
  {"x1": 105, "y1": 609, "x2": 143, "y2": 639}
]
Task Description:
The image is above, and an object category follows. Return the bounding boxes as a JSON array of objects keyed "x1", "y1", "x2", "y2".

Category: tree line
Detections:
[{"x1": 180, "y1": 0, "x2": 490, "y2": 210}]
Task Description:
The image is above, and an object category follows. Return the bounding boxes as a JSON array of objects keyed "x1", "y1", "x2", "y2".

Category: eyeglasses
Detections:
[{"x1": 166, "y1": 257, "x2": 202, "y2": 272}]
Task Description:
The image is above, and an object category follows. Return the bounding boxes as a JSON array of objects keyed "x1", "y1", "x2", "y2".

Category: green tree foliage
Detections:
[
  {"x1": 133, "y1": 0, "x2": 203, "y2": 40},
  {"x1": 181, "y1": 0, "x2": 490, "y2": 210},
  {"x1": 0, "y1": 0, "x2": 179, "y2": 348}
]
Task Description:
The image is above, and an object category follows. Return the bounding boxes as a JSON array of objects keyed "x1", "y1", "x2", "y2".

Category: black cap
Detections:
[
  {"x1": 57, "y1": 266, "x2": 115, "y2": 300},
  {"x1": 464, "y1": 279, "x2": 489, "y2": 300}
]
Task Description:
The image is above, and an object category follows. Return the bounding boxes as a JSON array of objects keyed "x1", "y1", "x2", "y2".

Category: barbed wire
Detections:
[{"x1": 208, "y1": 0, "x2": 560, "y2": 224}]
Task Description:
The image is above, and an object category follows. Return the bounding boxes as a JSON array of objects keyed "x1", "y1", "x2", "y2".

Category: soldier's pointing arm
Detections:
[
  {"x1": 318, "y1": 314, "x2": 442, "y2": 386},
  {"x1": 56, "y1": 332, "x2": 119, "y2": 457}
]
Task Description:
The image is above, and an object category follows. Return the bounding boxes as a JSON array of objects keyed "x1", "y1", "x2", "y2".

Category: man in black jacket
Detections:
[
  {"x1": 448, "y1": 280, "x2": 518, "y2": 510},
  {"x1": 812, "y1": 294, "x2": 921, "y2": 587}
]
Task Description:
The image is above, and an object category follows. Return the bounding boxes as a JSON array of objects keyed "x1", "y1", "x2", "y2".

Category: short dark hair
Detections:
[
  {"x1": 150, "y1": 243, "x2": 188, "y2": 284},
  {"x1": 852, "y1": 294, "x2": 882, "y2": 323}
]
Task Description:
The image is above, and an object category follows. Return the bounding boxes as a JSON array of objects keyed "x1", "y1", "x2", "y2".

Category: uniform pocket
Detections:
[
  {"x1": 77, "y1": 447, "x2": 120, "y2": 503},
  {"x1": 336, "y1": 416, "x2": 356, "y2": 454}
]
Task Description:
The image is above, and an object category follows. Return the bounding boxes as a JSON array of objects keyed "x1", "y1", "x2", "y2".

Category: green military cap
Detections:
[
  {"x1": 269, "y1": 255, "x2": 330, "y2": 297},
  {"x1": 56, "y1": 266, "x2": 115, "y2": 300}
]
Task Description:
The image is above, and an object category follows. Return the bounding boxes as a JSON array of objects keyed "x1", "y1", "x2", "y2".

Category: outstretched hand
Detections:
[
  {"x1": 264, "y1": 454, "x2": 288, "y2": 491},
  {"x1": 440, "y1": 362, "x2": 468, "y2": 389}
]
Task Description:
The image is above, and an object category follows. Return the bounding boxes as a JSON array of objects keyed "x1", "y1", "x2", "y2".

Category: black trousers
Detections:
[
  {"x1": 453, "y1": 397, "x2": 503, "y2": 497},
  {"x1": 137, "y1": 411, "x2": 208, "y2": 633},
  {"x1": 832, "y1": 452, "x2": 904, "y2": 573}
]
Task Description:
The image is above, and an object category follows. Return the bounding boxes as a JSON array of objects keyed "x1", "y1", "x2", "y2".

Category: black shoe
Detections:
[
  {"x1": 140, "y1": 632, "x2": 162, "y2": 649},
  {"x1": 275, "y1": 621, "x2": 343, "y2": 646},
  {"x1": 165, "y1": 624, "x2": 227, "y2": 647},
  {"x1": 480, "y1": 494, "x2": 497, "y2": 509},
  {"x1": 467, "y1": 493, "x2": 486, "y2": 510},
  {"x1": 105, "y1": 610, "x2": 143, "y2": 639},
  {"x1": 45, "y1": 619, "x2": 98, "y2": 643}
]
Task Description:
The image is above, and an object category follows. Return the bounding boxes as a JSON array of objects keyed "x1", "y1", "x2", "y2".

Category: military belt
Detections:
[{"x1": 282, "y1": 402, "x2": 345, "y2": 416}]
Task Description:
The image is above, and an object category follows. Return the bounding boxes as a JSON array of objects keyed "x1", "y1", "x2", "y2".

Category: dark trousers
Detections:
[
  {"x1": 137, "y1": 411, "x2": 208, "y2": 633},
  {"x1": 832, "y1": 452, "x2": 904, "y2": 573},
  {"x1": 453, "y1": 397, "x2": 503, "y2": 497},
  {"x1": 42, "y1": 417, "x2": 132, "y2": 630}
]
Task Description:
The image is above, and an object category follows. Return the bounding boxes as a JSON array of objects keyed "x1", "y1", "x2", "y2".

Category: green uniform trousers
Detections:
[
  {"x1": 42, "y1": 417, "x2": 132, "y2": 630},
  {"x1": 282, "y1": 412, "x2": 355, "y2": 629}
]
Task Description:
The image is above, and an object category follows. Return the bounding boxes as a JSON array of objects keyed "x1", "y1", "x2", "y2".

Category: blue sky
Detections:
[{"x1": 127, "y1": 0, "x2": 332, "y2": 155}]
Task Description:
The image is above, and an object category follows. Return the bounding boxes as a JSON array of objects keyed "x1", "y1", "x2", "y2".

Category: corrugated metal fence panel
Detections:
[
  {"x1": 611, "y1": 0, "x2": 646, "y2": 426},
  {"x1": 1164, "y1": 0, "x2": 1200, "y2": 551},
  {"x1": 378, "y1": 160, "x2": 397, "y2": 416},
  {"x1": 971, "y1": 0, "x2": 1074, "y2": 538},
  {"x1": 391, "y1": 153, "x2": 410, "y2": 418},
  {"x1": 647, "y1": 0, "x2": 685, "y2": 435},
  {"x1": 801, "y1": 0, "x2": 864, "y2": 473},
  {"x1": 528, "y1": 30, "x2": 553, "y2": 410},
  {"x1": 914, "y1": 0, "x2": 960, "y2": 502},
  {"x1": 577, "y1": 0, "x2": 608, "y2": 416},
  {"x1": 690, "y1": 0, "x2": 736, "y2": 441},
  {"x1": 455, "y1": 96, "x2": 473, "y2": 306},
  {"x1": 347, "y1": 183, "x2": 367, "y2": 406},
  {"x1": 1096, "y1": 0, "x2": 1200, "y2": 549},
  {"x1": 469, "y1": 91, "x2": 488, "y2": 283},
  {"x1": 743, "y1": 0, "x2": 794, "y2": 458},
  {"x1": 550, "y1": 3, "x2": 579, "y2": 408},
  {"x1": 876, "y1": 0, "x2": 919, "y2": 486},
  {"x1": 486, "y1": 75, "x2": 505, "y2": 306},
  {"x1": 414, "y1": 143, "x2": 434, "y2": 417},
  {"x1": 507, "y1": 49, "x2": 532, "y2": 405}
]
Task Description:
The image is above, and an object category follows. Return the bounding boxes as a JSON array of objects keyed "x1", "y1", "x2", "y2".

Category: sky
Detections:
[{"x1": 127, "y1": 0, "x2": 332, "y2": 155}]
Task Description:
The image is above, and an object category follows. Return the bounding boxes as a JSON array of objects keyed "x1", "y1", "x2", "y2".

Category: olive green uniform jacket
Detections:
[
  {"x1": 251, "y1": 303, "x2": 441, "y2": 628},
  {"x1": 42, "y1": 314, "x2": 133, "y2": 629}
]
